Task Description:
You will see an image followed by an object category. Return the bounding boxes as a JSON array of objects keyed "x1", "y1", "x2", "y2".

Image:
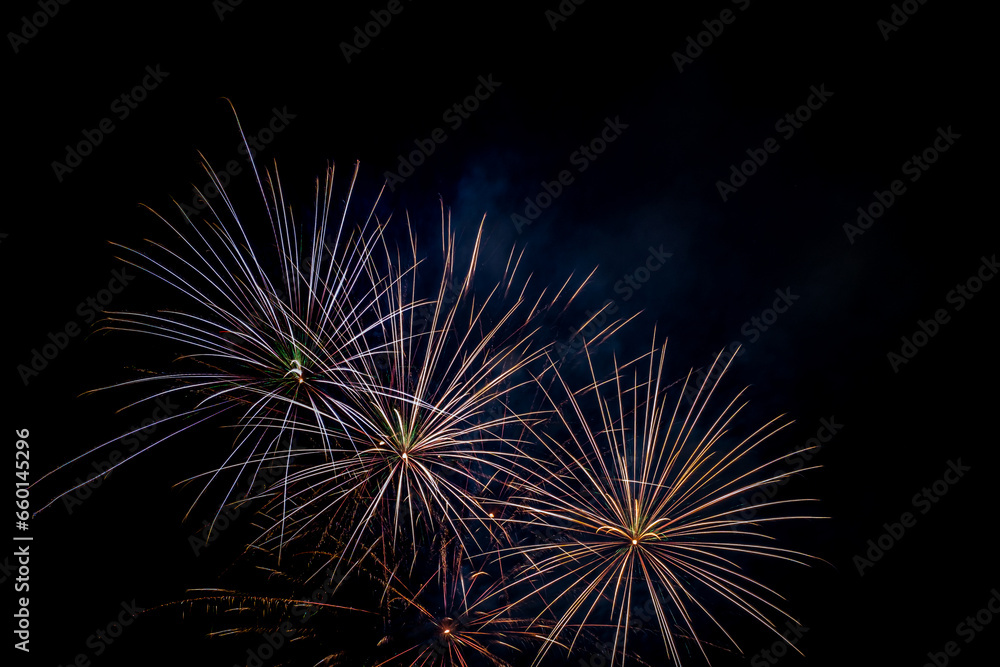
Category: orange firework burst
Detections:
[
  {"x1": 252, "y1": 204, "x2": 596, "y2": 567},
  {"x1": 371, "y1": 540, "x2": 549, "y2": 667},
  {"x1": 35, "y1": 108, "x2": 402, "y2": 542},
  {"x1": 496, "y1": 338, "x2": 822, "y2": 666},
  {"x1": 37, "y1": 106, "x2": 822, "y2": 667}
]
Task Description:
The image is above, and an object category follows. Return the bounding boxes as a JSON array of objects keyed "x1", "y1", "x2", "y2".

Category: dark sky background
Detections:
[{"x1": 6, "y1": 1, "x2": 996, "y2": 666}]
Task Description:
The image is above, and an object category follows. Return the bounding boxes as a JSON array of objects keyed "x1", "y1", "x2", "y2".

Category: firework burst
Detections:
[
  {"x1": 36, "y1": 111, "x2": 402, "y2": 542},
  {"x1": 251, "y1": 205, "x2": 593, "y2": 566},
  {"x1": 496, "y1": 338, "x2": 821, "y2": 666},
  {"x1": 368, "y1": 539, "x2": 550, "y2": 667},
  {"x1": 38, "y1": 108, "x2": 821, "y2": 667}
]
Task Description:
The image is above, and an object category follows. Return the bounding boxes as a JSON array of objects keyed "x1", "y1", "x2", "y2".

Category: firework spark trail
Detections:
[
  {"x1": 35, "y1": 119, "x2": 409, "y2": 549},
  {"x1": 368, "y1": 540, "x2": 553, "y2": 667},
  {"x1": 248, "y1": 204, "x2": 601, "y2": 571},
  {"x1": 491, "y1": 338, "x2": 822, "y2": 666},
  {"x1": 35, "y1": 108, "x2": 821, "y2": 667},
  {"x1": 158, "y1": 538, "x2": 544, "y2": 667}
]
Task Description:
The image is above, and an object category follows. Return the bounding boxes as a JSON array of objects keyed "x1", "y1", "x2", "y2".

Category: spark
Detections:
[{"x1": 494, "y1": 337, "x2": 822, "y2": 666}]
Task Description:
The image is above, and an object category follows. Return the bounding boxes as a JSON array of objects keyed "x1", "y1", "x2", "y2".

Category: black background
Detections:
[{"x1": 6, "y1": 1, "x2": 996, "y2": 666}]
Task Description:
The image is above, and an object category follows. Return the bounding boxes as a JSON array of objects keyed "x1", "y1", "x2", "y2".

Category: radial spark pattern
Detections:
[
  {"x1": 497, "y1": 340, "x2": 820, "y2": 666},
  {"x1": 41, "y1": 112, "x2": 820, "y2": 667}
]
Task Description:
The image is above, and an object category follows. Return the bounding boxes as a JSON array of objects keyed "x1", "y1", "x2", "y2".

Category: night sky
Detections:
[{"x1": 7, "y1": 1, "x2": 996, "y2": 666}]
